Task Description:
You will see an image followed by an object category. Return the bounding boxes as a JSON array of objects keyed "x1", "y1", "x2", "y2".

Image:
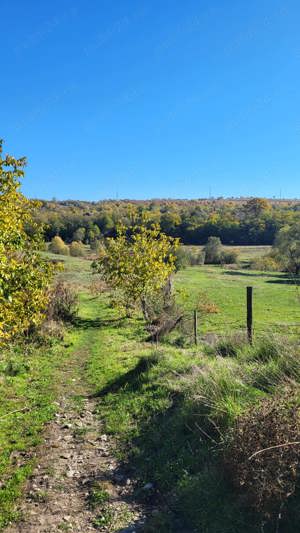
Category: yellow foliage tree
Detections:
[
  {"x1": 0, "y1": 140, "x2": 57, "y2": 343},
  {"x1": 93, "y1": 223, "x2": 179, "y2": 317}
]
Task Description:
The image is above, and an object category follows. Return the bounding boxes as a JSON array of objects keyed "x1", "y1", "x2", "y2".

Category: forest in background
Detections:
[{"x1": 36, "y1": 197, "x2": 300, "y2": 246}]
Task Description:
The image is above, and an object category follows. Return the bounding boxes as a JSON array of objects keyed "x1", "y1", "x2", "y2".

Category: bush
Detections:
[
  {"x1": 250, "y1": 256, "x2": 281, "y2": 271},
  {"x1": 48, "y1": 236, "x2": 69, "y2": 256},
  {"x1": 204, "y1": 237, "x2": 223, "y2": 264},
  {"x1": 174, "y1": 247, "x2": 205, "y2": 270},
  {"x1": 90, "y1": 239, "x2": 102, "y2": 252},
  {"x1": 35, "y1": 319, "x2": 65, "y2": 344},
  {"x1": 225, "y1": 391, "x2": 300, "y2": 524},
  {"x1": 221, "y1": 250, "x2": 238, "y2": 264},
  {"x1": 46, "y1": 282, "x2": 78, "y2": 322},
  {"x1": 69, "y1": 241, "x2": 85, "y2": 257},
  {"x1": 190, "y1": 250, "x2": 205, "y2": 266},
  {"x1": 174, "y1": 247, "x2": 191, "y2": 270}
]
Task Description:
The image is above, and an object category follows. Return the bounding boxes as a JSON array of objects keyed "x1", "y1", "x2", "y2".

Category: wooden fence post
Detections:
[
  {"x1": 247, "y1": 286, "x2": 253, "y2": 344},
  {"x1": 194, "y1": 309, "x2": 198, "y2": 346}
]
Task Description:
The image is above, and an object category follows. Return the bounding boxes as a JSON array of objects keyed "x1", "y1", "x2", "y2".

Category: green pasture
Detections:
[
  {"x1": 185, "y1": 244, "x2": 271, "y2": 262},
  {"x1": 1, "y1": 247, "x2": 300, "y2": 531},
  {"x1": 176, "y1": 265, "x2": 300, "y2": 337}
]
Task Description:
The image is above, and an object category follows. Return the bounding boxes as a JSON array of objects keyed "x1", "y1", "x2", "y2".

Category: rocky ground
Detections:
[
  {"x1": 5, "y1": 393, "x2": 150, "y2": 533},
  {"x1": 4, "y1": 342, "x2": 153, "y2": 533}
]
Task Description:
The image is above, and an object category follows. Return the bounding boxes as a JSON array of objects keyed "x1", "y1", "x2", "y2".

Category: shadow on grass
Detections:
[
  {"x1": 266, "y1": 276, "x2": 300, "y2": 285},
  {"x1": 224, "y1": 270, "x2": 276, "y2": 278},
  {"x1": 92, "y1": 351, "x2": 300, "y2": 532},
  {"x1": 93, "y1": 354, "x2": 160, "y2": 398},
  {"x1": 73, "y1": 316, "x2": 126, "y2": 329},
  {"x1": 224, "y1": 270, "x2": 300, "y2": 285},
  {"x1": 91, "y1": 354, "x2": 258, "y2": 532}
]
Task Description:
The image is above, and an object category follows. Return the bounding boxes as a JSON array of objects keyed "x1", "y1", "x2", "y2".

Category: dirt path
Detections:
[{"x1": 4, "y1": 346, "x2": 149, "y2": 533}]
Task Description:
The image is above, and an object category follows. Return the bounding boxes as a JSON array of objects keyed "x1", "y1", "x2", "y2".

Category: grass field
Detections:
[
  {"x1": 1, "y1": 248, "x2": 300, "y2": 531},
  {"x1": 44, "y1": 248, "x2": 300, "y2": 339},
  {"x1": 185, "y1": 244, "x2": 271, "y2": 263},
  {"x1": 176, "y1": 265, "x2": 300, "y2": 337}
]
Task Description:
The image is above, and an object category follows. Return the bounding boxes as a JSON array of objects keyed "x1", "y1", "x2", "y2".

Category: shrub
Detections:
[
  {"x1": 225, "y1": 391, "x2": 300, "y2": 524},
  {"x1": 90, "y1": 239, "x2": 102, "y2": 252},
  {"x1": 174, "y1": 247, "x2": 191, "y2": 270},
  {"x1": 48, "y1": 236, "x2": 69, "y2": 255},
  {"x1": 174, "y1": 247, "x2": 205, "y2": 270},
  {"x1": 190, "y1": 250, "x2": 205, "y2": 266},
  {"x1": 35, "y1": 319, "x2": 65, "y2": 344},
  {"x1": 69, "y1": 240, "x2": 85, "y2": 257},
  {"x1": 46, "y1": 282, "x2": 78, "y2": 322},
  {"x1": 250, "y1": 256, "x2": 281, "y2": 271},
  {"x1": 221, "y1": 250, "x2": 238, "y2": 264},
  {"x1": 204, "y1": 237, "x2": 223, "y2": 264}
]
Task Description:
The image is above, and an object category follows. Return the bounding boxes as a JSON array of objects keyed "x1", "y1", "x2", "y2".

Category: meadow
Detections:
[
  {"x1": 45, "y1": 245, "x2": 300, "y2": 339},
  {"x1": 1, "y1": 246, "x2": 300, "y2": 531}
]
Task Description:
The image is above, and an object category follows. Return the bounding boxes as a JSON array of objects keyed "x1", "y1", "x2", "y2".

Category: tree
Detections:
[
  {"x1": 73, "y1": 227, "x2": 86, "y2": 242},
  {"x1": 204, "y1": 236, "x2": 223, "y2": 264},
  {"x1": 93, "y1": 223, "x2": 179, "y2": 317},
  {"x1": 274, "y1": 223, "x2": 300, "y2": 274},
  {"x1": 0, "y1": 140, "x2": 57, "y2": 343},
  {"x1": 242, "y1": 198, "x2": 270, "y2": 219},
  {"x1": 87, "y1": 224, "x2": 101, "y2": 244},
  {"x1": 49, "y1": 235, "x2": 69, "y2": 255}
]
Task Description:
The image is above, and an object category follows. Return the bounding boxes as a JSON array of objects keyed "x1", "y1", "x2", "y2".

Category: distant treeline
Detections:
[{"x1": 35, "y1": 197, "x2": 300, "y2": 246}]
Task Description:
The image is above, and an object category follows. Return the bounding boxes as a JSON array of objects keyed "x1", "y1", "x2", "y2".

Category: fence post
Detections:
[
  {"x1": 247, "y1": 286, "x2": 253, "y2": 344},
  {"x1": 194, "y1": 309, "x2": 198, "y2": 346}
]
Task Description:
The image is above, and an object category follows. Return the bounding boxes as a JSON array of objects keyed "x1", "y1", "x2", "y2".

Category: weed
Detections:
[
  {"x1": 92, "y1": 507, "x2": 113, "y2": 528},
  {"x1": 88, "y1": 486, "x2": 110, "y2": 509}
]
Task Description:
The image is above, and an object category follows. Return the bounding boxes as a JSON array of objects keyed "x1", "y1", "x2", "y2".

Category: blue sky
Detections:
[{"x1": 1, "y1": 0, "x2": 300, "y2": 200}]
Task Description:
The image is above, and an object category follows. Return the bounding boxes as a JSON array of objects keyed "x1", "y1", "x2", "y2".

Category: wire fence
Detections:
[{"x1": 184, "y1": 284, "x2": 300, "y2": 345}]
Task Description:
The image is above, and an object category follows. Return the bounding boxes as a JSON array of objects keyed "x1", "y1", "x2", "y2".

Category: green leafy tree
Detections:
[
  {"x1": 87, "y1": 224, "x2": 101, "y2": 244},
  {"x1": 204, "y1": 236, "x2": 223, "y2": 264},
  {"x1": 0, "y1": 140, "x2": 57, "y2": 343},
  {"x1": 93, "y1": 223, "x2": 179, "y2": 317},
  {"x1": 73, "y1": 227, "x2": 86, "y2": 242},
  {"x1": 274, "y1": 223, "x2": 300, "y2": 274}
]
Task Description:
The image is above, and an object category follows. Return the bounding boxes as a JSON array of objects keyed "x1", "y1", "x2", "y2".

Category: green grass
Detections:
[
  {"x1": 83, "y1": 292, "x2": 300, "y2": 531},
  {"x1": 42, "y1": 251, "x2": 94, "y2": 289},
  {"x1": 185, "y1": 244, "x2": 271, "y2": 262},
  {"x1": 176, "y1": 265, "x2": 300, "y2": 336},
  {"x1": 2, "y1": 249, "x2": 300, "y2": 531},
  {"x1": 0, "y1": 340, "x2": 71, "y2": 528}
]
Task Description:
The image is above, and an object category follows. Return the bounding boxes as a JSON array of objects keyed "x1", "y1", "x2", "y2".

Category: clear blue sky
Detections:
[{"x1": 1, "y1": 0, "x2": 300, "y2": 200}]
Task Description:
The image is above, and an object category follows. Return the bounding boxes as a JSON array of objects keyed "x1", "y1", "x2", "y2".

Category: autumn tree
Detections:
[
  {"x1": 49, "y1": 235, "x2": 69, "y2": 255},
  {"x1": 0, "y1": 140, "x2": 57, "y2": 343},
  {"x1": 69, "y1": 240, "x2": 85, "y2": 257},
  {"x1": 92, "y1": 223, "x2": 179, "y2": 317},
  {"x1": 242, "y1": 198, "x2": 270, "y2": 219}
]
